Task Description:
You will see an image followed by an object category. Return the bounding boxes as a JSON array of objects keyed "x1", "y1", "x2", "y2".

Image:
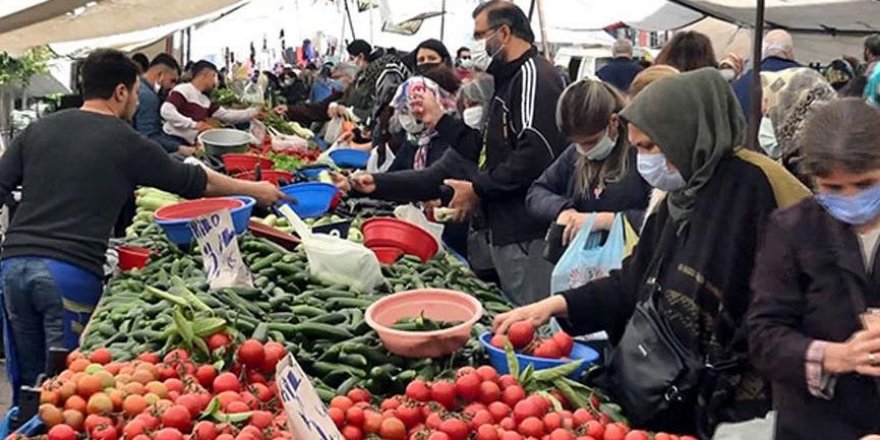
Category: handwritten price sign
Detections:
[
  {"x1": 277, "y1": 354, "x2": 342, "y2": 440},
  {"x1": 189, "y1": 209, "x2": 253, "y2": 289}
]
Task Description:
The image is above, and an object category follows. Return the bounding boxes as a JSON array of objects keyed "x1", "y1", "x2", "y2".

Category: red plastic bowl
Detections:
[
  {"x1": 154, "y1": 198, "x2": 244, "y2": 221},
  {"x1": 117, "y1": 245, "x2": 150, "y2": 271},
  {"x1": 365, "y1": 289, "x2": 483, "y2": 358},
  {"x1": 234, "y1": 170, "x2": 294, "y2": 186},
  {"x1": 371, "y1": 246, "x2": 404, "y2": 265},
  {"x1": 248, "y1": 220, "x2": 300, "y2": 250},
  {"x1": 222, "y1": 153, "x2": 274, "y2": 173},
  {"x1": 362, "y1": 217, "x2": 439, "y2": 263}
]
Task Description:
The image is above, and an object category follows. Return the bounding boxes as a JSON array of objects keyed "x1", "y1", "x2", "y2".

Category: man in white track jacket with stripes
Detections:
[{"x1": 418, "y1": 1, "x2": 568, "y2": 305}]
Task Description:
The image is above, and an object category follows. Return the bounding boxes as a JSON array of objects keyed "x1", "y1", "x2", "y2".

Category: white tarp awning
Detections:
[{"x1": 0, "y1": 0, "x2": 250, "y2": 54}]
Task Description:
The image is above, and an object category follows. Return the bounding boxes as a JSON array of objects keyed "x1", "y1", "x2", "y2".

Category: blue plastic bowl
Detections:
[
  {"x1": 329, "y1": 148, "x2": 370, "y2": 169},
  {"x1": 154, "y1": 196, "x2": 255, "y2": 245},
  {"x1": 279, "y1": 182, "x2": 338, "y2": 218},
  {"x1": 298, "y1": 165, "x2": 330, "y2": 180},
  {"x1": 479, "y1": 332, "x2": 598, "y2": 378}
]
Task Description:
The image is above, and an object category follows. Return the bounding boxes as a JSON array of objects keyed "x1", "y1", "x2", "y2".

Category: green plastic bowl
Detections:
[{"x1": 199, "y1": 129, "x2": 254, "y2": 157}]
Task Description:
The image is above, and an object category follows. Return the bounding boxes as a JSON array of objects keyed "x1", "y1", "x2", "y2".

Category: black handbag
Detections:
[{"x1": 606, "y1": 235, "x2": 707, "y2": 426}]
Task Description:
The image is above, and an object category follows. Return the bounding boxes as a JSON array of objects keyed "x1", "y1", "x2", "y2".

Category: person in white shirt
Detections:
[{"x1": 161, "y1": 60, "x2": 260, "y2": 144}]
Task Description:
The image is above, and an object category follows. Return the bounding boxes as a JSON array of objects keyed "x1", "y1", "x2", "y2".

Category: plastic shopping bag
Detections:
[
  {"x1": 277, "y1": 205, "x2": 384, "y2": 292},
  {"x1": 366, "y1": 144, "x2": 396, "y2": 173},
  {"x1": 551, "y1": 213, "x2": 626, "y2": 294},
  {"x1": 323, "y1": 116, "x2": 346, "y2": 144},
  {"x1": 394, "y1": 204, "x2": 444, "y2": 253}
]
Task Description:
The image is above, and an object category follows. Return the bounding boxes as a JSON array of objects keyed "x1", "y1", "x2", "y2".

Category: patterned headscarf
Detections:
[{"x1": 391, "y1": 76, "x2": 457, "y2": 169}]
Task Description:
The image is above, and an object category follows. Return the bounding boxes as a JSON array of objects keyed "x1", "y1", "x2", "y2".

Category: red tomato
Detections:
[
  {"x1": 439, "y1": 418, "x2": 469, "y2": 440},
  {"x1": 624, "y1": 431, "x2": 648, "y2": 440},
  {"x1": 499, "y1": 432, "x2": 523, "y2": 440},
  {"x1": 347, "y1": 388, "x2": 371, "y2": 404},
  {"x1": 379, "y1": 417, "x2": 407, "y2": 440},
  {"x1": 237, "y1": 340, "x2": 265, "y2": 369},
  {"x1": 476, "y1": 425, "x2": 500, "y2": 440},
  {"x1": 549, "y1": 428, "x2": 575, "y2": 440},
  {"x1": 602, "y1": 423, "x2": 627, "y2": 440},
  {"x1": 91, "y1": 425, "x2": 117, "y2": 440},
  {"x1": 163, "y1": 349, "x2": 190, "y2": 364},
  {"x1": 136, "y1": 352, "x2": 160, "y2": 364},
  {"x1": 507, "y1": 321, "x2": 535, "y2": 349},
  {"x1": 328, "y1": 407, "x2": 345, "y2": 428},
  {"x1": 249, "y1": 411, "x2": 274, "y2": 429},
  {"x1": 164, "y1": 378, "x2": 184, "y2": 394},
  {"x1": 381, "y1": 397, "x2": 402, "y2": 411},
  {"x1": 395, "y1": 404, "x2": 421, "y2": 429},
  {"x1": 490, "y1": 334, "x2": 508, "y2": 349},
  {"x1": 572, "y1": 409, "x2": 594, "y2": 427},
  {"x1": 513, "y1": 400, "x2": 539, "y2": 423},
  {"x1": 518, "y1": 417, "x2": 545, "y2": 438},
  {"x1": 425, "y1": 412, "x2": 443, "y2": 430},
  {"x1": 212, "y1": 373, "x2": 241, "y2": 394},
  {"x1": 488, "y1": 402, "x2": 512, "y2": 423},
  {"x1": 454, "y1": 373, "x2": 481, "y2": 402},
  {"x1": 470, "y1": 409, "x2": 495, "y2": 430},
  {"x1": 532, "y1": 339, "x2": 563, "y2": 359},
  {"x1": 405, "y1": 380, "x2": 431, "y2": 402},
  {"x1": 206, "y1": 333, "x2": 232, "y2": 351},
  {"x1": 430, "y1": 381, "x2": 456, "y2": 409},
  {"x1": 88, "y1": 348, "x2": 112, "y2": 365},
  {"x1": 479, "y1": 381, "x2": 502, "y2": 405},
  {"x1": 262, "y1": 342, "x2": 286, "y2": 372},
  {"x1": 427, "y1": 433, "x2": 451, "y2": 440},
  {"x1": 176, "y1": 393, "x2": 206, "y2": 418},
  {"x1": 47, "y1": 425, "x2": 77, "y2": 440},
  {"x1": 502, "y1": 385, "x2": 526, "y2": 407},
  {"x1": 341, "y1": 426, "x2": 363, "y2": 440},
  {"x1": 476, "y1": 366, "x2": 499, "y2": 382},
  {"x1": 551, "y1": 332, "x2": 574, "y2": 357},
  {"x1": 498, "y1": 375, "x2": 518, "y2": 389},
  {"x1": 543, "y1": 413, "x2": 563, "y2": 432},
  {"x1": 330, "y1": 396, "x2": 354, "y2": 411},
  {"x1": 194, "y1": 365, "x2": 217, "y2": 389},
  {"x1": 363, "y1": 411, "x2": 383, "y2": 434},
  {"x1": 500, "y1": 417, "x2": 517, "y2": 431},
  {"x1": 161, "y1": 405, "x2": 192, "y2": 432},
  {"x1": 584, "y1": 421, "x2": 604, "y2": 439},
  {"x1": 193, "y1": 422, "x2": 218, "y2": 440}
]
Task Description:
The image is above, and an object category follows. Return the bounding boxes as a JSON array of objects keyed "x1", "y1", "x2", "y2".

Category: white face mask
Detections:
[
  {"x1": 460, "y1": 58, "x2": 474, "y2": 69},
  {"x1": 471, "y1": 31, "x2": 502, "y2": 72},
  {"x1": 758, "y1": 116, "x2": 781, "y2": 159},
  {"x1": 462, "y1": 106, "x2": 484, "y2": 129},
  {"x1": 636, "y1": 152, "x2": 687, "y2": 191},
  {"x1": 576, "y1": 131, "x2": 617, "y2": 161},
  {"x1": 398, "y1": 113, "x2": 425, "y2": 135}
]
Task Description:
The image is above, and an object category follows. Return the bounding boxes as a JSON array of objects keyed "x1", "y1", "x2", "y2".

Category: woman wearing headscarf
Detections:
[
  {"x1": 748, "y1": 98, "x2": 880, "y2": 440},
  {"x1": 412, "y1": 39, "x2": 453, "y2": 73},
  {"x1": 494, "y1": 68, "x2": 810, "y2": 436},
  {"x1": 760, "y1": 68, "x2": 837, "y2": 185}
]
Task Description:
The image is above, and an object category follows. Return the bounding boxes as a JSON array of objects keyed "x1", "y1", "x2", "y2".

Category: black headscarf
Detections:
[{"x1": 621, "y1": 67, "x2": 745, "y2": 232}]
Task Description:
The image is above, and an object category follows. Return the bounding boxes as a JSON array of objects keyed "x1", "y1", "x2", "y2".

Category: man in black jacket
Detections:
[{"x1": 413, "y1": 1, "x2": 567, "y2": 305}]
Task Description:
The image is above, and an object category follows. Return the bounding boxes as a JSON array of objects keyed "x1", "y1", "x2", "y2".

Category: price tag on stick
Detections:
[
  {"x1": 189, "y1": 209, "x2": 253, "y2": 289},
  {"x1": 276, "y1": 354, "x2": 343, "y2": 440}
]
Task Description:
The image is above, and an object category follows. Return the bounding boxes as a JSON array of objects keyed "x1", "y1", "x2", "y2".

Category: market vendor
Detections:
[
  {"x1": 492, "y1": 69, "x2": 810, "y2": 435},
  {"x1": 748, "y1": 98, "x2": 880, "y2": 439},
  {"x1": 132, "y1": 54, "x2": 194, "y2": 155},
  {"x1": 161, "y1": 60, "x2": 261, "y2": 145},
  {"x1": 0, "y1": 49, "x2": 286, "y2": 394}
]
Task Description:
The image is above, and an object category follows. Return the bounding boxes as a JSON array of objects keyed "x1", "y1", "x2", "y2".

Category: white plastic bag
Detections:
[
  {"x1": 242, "y1": 81, "x2": 265, "y2": 106},
  {"x1": 394, "y1": 204, "x2": 444, "y2": 253},
  {"x1": 366, "y1": 144, "x2": 396, "y2": 173},
  {"x1": 277, "y1": 205, "x2": 384, "y2": 292},
  {"x1": 323, "y1": 117, "x2": 346, "y2": 144}
]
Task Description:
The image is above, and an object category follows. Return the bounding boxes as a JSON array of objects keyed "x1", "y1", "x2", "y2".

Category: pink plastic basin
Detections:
[
  {"x1": 154, "y1": 198, "x2": 244, "y2": 221},
  {"x1": 365, "y1": 289, "x2": 483, "y2": 358}
]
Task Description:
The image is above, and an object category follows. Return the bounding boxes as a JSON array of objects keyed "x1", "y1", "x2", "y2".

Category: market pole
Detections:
[
  {"x1": 528, "y1": 0, "x2": 536, "y2": 21},
  {"x1": 535, "y1": 0, "x2": 551, "y2": 59},
  {"x1": 440, "y1": 0, "x2": 447, "y2": 42},
  {"x1": 369, "y1": 0, "x2": 375, "y2": 44},
  {"x1": 343, "y1": 0, "x2": 356, "y2": 40},
  {"x1": 746, "y1": 0, "x2": 765, "y2": 150}
]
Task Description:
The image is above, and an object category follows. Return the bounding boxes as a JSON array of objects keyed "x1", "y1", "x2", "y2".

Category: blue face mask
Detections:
[
  {"x1": 816, "y1": 184, "x2": 880, "y2": 225},
  {"x1": 636, "y1": 152, "x2": 687, "y2": 191},
  {"x1": 576, "y1": 131, "x2": 617, "y2": 161}
]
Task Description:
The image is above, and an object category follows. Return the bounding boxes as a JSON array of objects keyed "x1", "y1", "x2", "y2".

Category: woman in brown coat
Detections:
[{"x1": 748, "y1": 98, "x2": 880, "y2": 439}]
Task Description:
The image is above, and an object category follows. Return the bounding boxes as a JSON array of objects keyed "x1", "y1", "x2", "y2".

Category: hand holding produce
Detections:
[
  {"x1": 491, "y1": 327, "x2": 575, "y2": 360},
  {"x1": 493, "y1": 296, "x2": 568, "y2": 335}
]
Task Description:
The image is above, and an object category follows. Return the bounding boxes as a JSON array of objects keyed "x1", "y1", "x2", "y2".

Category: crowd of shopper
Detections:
[{"x1": 3, "y1": 0, "x2": 880, "y2": 438}]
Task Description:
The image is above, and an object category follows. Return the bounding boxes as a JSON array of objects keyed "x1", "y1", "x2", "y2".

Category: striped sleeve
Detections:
[{"x1": 519, "y1": 58, "x2": 537, "y2": 134}]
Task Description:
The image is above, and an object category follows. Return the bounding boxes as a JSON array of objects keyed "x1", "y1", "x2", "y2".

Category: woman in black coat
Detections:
[{"x1": 748, "y1": 98, "x2": 880, "y2": 439}]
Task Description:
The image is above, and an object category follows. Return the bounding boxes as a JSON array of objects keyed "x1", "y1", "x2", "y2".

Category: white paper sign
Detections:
[
  {"x1": 251, "y1": 118, "x2": 268, "y2": 145},
  {"x1": 276, "y1": 354, "x2": 343, "y2": 440},
  {"x1": 189, "y1": 209, "x2": 253, "y2": 289}
]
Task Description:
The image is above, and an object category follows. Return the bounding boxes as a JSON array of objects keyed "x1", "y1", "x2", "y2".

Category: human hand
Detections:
[
  {"x1": 349, "y1": 173, "x2": 376, "y2": 194},
  {"x1": 330, "y1": 172, "x2": 351, "y2": 192},
  {"x1": 273, "y1": 105, "x2": 288, "y2": 116},
  {"x1": 719, "y1": 53, "x2": 744, "y2": 80},
  {"x1": 493, "y1": 296, "x2": 568, "y2": 335},
  {"x1": 327, "y1": 104, "x2": 347, "y2": 119},
  {"x1": 248, "y1": 181, "x2": 293, "y2": 207},
  {"x1": 443, "y1": 179, "x2": 479, "y2": 221},
  {"x1": 824, "y1": 328, "x2": 880, "y2": 376},
  {"x1": 196, "y1": 121, "x2": 215, "y2": 133},
  {"x1": 177, "y1": 145, "x2": 198, "y2": 156},
  {"x1": 409, "y1": 90, "x2": 443, "y2": 129}
]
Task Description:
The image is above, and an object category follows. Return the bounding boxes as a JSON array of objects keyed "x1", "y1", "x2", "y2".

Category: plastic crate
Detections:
[{"x1": 0, "y1": 407, "x2": 44, "y2": 439}]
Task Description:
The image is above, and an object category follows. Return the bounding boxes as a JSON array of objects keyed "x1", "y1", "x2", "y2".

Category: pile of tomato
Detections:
[
  {"x1": 30, "y1": 339, "x2": 291, "y2": 440},
  {"x1": 490, "y1": 322, "x2": 576, "y2": 360},
  {"x1": 328, "y1": 365, "x2": 697, "y2": 440}
]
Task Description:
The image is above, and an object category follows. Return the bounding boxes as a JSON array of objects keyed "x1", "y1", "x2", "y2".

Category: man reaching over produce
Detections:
[
  {"x1": 0, "y1": 49, "x2": 286, "y2": 394},
  {"x1": 161, "y1": 60, "x2": 262, "y2": 145},
  {"x1": 132, "y1": 54, "x2": 193, "y2": 155}
]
